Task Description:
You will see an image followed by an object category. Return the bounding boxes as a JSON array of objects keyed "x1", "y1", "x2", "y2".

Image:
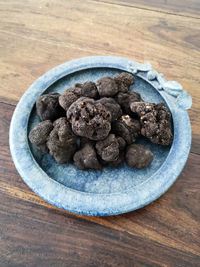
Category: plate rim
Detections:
[{"x1": 9, "y1": 56, "x2": 191, "y2": 216}]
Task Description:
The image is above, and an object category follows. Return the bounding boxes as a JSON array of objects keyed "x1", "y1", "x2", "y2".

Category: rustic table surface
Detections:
[{"x1": 0, "y1": 0, "x2": 200, "y2": 266}]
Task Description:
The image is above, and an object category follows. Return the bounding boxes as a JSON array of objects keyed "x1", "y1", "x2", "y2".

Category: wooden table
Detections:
[{"x1": 0, "y1": 1, "x2": 200, "y2": 266}]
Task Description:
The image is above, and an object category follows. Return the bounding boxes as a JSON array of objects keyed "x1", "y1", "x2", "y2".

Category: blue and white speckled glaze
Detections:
[{"x1": 9, "y1": 56, "x2": 192, "y2": 216}]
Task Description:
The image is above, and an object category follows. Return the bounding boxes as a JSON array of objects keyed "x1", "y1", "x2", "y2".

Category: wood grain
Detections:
[
  {"x1": 0, "y1": 1, "x2": 200, "y2": 266},
  {"x1": 95, "y1": 0, "x2": 200, "y2": 17},
  {"x1": 1, "y1": 100, "x2": 200, "y2": 266},
  {"x1": 1, "y1": 190, "x2": 200, "y2": 267}
]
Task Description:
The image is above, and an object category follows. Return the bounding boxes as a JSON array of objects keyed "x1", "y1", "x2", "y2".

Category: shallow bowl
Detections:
[{"x1": 9, "y1": 56, "x2": 192, "y2": 216}]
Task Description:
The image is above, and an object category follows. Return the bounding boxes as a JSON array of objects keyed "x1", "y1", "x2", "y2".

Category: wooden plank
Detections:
[
  {"x1": 1, "y1": 192, "x2": 200, "y2": 266},
  {"x1": 0, "y1": 0, "x2": 199, "y2": 153},
  {"x1": 1, "y1": 191, "x2": 200, "y2": 266},
  {"x1": 1, "y1": 102, "x2": 200, "y2": 265},
  {"x1": 95, "y1": 0, "x2": 200, "y2": 17},
  {"x1": 0, "y1": 0, "x2": 200, "y2": 103}
]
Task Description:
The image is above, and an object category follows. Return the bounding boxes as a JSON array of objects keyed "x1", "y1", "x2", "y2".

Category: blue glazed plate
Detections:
[{"x1": 9, "y1": 56, "x2": 192, "y2": 216}]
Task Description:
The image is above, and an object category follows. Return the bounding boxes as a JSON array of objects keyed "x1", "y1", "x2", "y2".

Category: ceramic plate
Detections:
[{"x1": 9, "y1": 56, "x2": 192, "y2": 216}]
